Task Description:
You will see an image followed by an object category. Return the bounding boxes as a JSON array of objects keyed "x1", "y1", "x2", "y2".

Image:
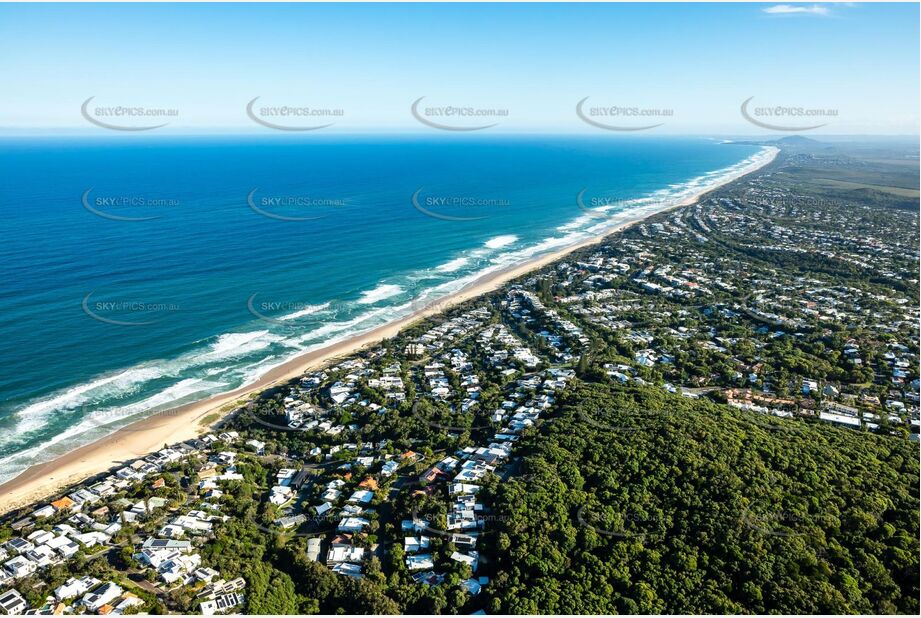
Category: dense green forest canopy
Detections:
[{"x1": 481, "y1": 382, "x2": 919, "y2": 614}]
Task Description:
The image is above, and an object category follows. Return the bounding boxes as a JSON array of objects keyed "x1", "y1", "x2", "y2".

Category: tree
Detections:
[{"x1": 246, "y1": 562, "x2": 299, "y2": 614}]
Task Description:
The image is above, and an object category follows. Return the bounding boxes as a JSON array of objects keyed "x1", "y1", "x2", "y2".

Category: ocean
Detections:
[{"x1": 0, "y1": 135, "x2": 765, "y2": 483}]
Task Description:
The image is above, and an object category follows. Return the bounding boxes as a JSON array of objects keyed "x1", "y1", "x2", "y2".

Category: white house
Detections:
[
  {"x1": 403, "y1": 536, "x2": 431, "y2": 553},
  {"x1": 347, "y1": 490, "x2": 374, "y2": 505},
  {"x1": 3, "y1": 555, "x2": 36, "y2": 578},
  {"x1": 82, "y1": 582, "x2": 123, "y2": 612},
  {"x1": 337, "y1": 517, "x2": 370, "y2": 533},
  {"x1": 405, "y1": 553, "x2": 434, "y2": 571},
  {"x1": 326, "y1": 546, "x2": 365, "y2": 565},
  {"x1": 55, "y1": 576, "x2": 101, "y2": 601},
  {"x1": 0, "y1": 589, "x2": 27, "y2": 615}
]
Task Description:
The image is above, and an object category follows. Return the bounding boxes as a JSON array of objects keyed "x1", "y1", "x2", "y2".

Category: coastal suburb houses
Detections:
[{"x1": 1, "y1": 436, "x2": 245, "y2": 615}]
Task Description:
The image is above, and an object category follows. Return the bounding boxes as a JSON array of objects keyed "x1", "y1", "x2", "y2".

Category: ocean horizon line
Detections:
[{"x1": 0, "y1": 130, "x2": 917, "y2": 140}]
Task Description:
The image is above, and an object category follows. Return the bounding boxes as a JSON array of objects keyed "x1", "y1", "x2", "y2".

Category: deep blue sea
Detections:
[{"x1": 0, "y1": 136, "x2": 765, "y2": 482}]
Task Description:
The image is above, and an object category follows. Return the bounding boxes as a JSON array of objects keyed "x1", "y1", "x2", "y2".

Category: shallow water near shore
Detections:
[{"x1": 0, "y1": 135, "x2": 765, "y2": 484}]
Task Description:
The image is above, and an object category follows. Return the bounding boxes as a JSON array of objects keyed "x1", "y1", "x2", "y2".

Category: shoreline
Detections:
[{"x1": 0, "y1": 146, "x2": 779, "y2": 516}]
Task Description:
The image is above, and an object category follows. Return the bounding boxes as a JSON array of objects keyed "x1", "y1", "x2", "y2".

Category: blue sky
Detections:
[{"x1": 0, "y1": 2, "x2": 917, "y2": 135}]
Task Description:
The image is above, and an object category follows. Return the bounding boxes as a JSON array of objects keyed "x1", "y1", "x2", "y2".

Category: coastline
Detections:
[{"x1": 0, "y1": 145, "x2": 779, "y2": 516}]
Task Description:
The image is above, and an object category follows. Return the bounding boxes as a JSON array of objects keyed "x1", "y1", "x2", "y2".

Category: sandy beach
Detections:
[{"x1": 0, "y1": 146, "x2": 778, "y2": 516}]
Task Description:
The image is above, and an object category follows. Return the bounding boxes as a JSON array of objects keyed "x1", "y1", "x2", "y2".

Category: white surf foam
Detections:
[
  {"x1": 279, "y1": 302, "x2": 331, "y2": 321},
  {"x1": 358, "y1": 284, "x2": 403, "y2": 305},
  {"x1": 484, "y1": 234, "x2": 518, "y2": 249},
  {"x1": 291, "y1": 302, "x2": 412, "y2": 345},
  {"x1": 86, "y1": 378, "x2": 228, "y2": 429},
  {"x1": 436, "y1": 257, "x2": 469, "y2": 273},
  {"x1": 208, "y1": 330, "x2": 270, "y2": 355},
  {"x1": 0, "y1": 377, "x2": 229, "y2": 481},
  {"x1": 4, "y1": 365, "x2": 164, "y2": 440}
]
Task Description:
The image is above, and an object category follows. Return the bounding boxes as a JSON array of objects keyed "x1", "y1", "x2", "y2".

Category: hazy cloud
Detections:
[{"x1": 763, "y1": 4, "x2": 832, "y2": 16}]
